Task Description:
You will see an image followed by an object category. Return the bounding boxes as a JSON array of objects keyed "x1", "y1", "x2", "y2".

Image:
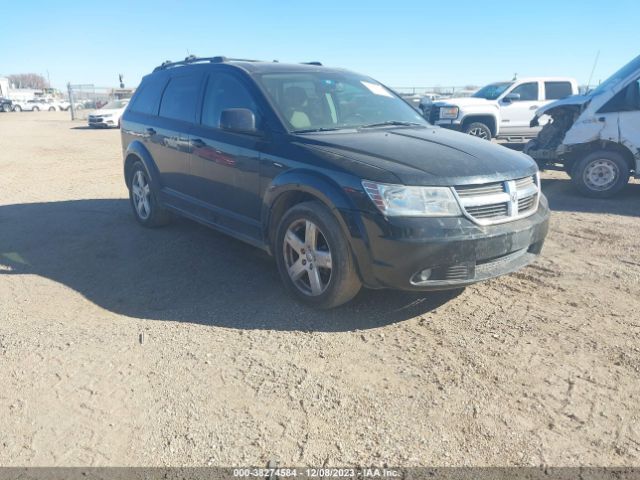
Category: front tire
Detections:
[
  {"x1": 13, "y1": 105, "x2": 22, "y2": 112},
  {"x1": 128, "y1": 161, "x2": 171, "y2": 227},
  {"x1": 571, "y1": 150, "x2": 630, "y2": 198},
  {"x1": 32, "y1": 106, "x2": 39, "y2": 111},
  {"x1": 275, "y1": 201, "x2": 361, "y2": 309},
  {"x1": 464, "y1": 121, "x2": 492, "y2": 140},
  {"x1": 48, "y1": 106, "x2": 56, "y2": 111}
]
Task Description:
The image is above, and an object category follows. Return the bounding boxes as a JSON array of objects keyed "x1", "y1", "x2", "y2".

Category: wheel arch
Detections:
[
  {"x1": 565, "y1": 140, "x2": 636, "y2": 173},
  {"x1": 123, "y1": 140, "x2": 161, "y2": 190},
  {"x1": 262, "y1": 169, "x2": 375, "y2": 284}
]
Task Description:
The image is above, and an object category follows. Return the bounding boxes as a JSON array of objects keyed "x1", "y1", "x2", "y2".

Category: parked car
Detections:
[
  {"x1": 0, "y1": 97, "x2": 13, "y2": 112},
  {"x1": 88, "y1": 99, "x2": 129, "y2": 128},
  {"x1": 429, "y1": 77, "x2": 579, "y2": 141},
  {"x1": 525, "y1": 54, "x2": 640, "y2": 198},
  {"x1": 13, "y1": 99, "x2": 57, "y2": 112},
  {"x1": 121, "y1": 56, "x2": 550, "y2": 308}
]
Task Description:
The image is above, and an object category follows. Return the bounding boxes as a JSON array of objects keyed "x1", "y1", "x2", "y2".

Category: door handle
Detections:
[
  {"x1": 598, "y1": 116, "x2": 606, "y2": 122},
  {"x1": 144, "y1": 127, "x2": 156, "y2": 137},
  {"x1": 529, "y1": 105, "x2": 539, "y2": 110}
]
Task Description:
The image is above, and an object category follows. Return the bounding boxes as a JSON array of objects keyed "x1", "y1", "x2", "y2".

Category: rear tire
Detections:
[
  {"x1": 13, "y1": 105, "x2": 22, "y2": 112},
  {"x1": 127, "y1": 161, "x2": 171, "y2": 227},
  {"x1": 571, "y1": 150, "x2": 630, "y2": 198},
  {"x1": 464, "y1": 121, "x2": 492, "y2": 140},
  {"x1": 32, "y1": 106, "x2": 39, "y2": 111},
  {"x1": 48, "y1": 106, "x2": 56, "y2": 111},
  {"x1": 275, "y1": 201, "x2": 361, "y2": 308}
]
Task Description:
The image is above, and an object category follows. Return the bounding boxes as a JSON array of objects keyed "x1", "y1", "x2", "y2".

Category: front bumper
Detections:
[
  {"x1": 88, "y1": 117, "x2": 116, "y2": 128},
  {"x1": 353, "y1": 195, "x2": 550, "y2": 291}
]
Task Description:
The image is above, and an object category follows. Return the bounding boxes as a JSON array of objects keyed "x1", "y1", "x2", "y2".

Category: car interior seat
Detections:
[{"x1": 283, "y1": 86, "x2": 312, "y2": 129}]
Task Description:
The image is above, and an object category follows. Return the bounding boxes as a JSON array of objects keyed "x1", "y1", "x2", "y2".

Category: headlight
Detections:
[
  {"x1": 362, "y1": 181, "x2": 462, "y2": 217},
  {"x1": 439, "y1": 106, "x2": 459, "y2": 119}
]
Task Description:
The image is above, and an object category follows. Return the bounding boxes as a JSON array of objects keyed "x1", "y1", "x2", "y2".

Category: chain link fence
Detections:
[{"x1": 66, "y1": 84, "x2": 134, "y2": 120}]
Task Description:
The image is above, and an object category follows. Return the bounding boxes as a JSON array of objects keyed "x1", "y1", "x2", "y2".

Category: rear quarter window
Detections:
[
  {"x1": 545, "y1": 81, "x2": 573, "y2": 100},
  {"x1": 129, "y1": 76, "x2": 167, "y2": 115}
]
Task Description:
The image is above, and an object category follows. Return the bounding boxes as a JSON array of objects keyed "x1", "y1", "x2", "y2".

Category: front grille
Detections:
[
  {"x1": 443, "y1": 264, "x2": 470, "y2": 280},
  {"x1": 466, "y1": 203, "x2": 509, "y2": 219},
  {"x1": 518, "y1": 195, "x2": 536, "y2": 212},
  {"x1": 456, "y1": 182, "x2": 505, "y2": 197},
  {"x1": 453, "y1": 174, "x2": 540, "y2": 225}
]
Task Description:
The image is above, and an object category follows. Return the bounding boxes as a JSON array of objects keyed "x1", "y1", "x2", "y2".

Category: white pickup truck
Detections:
[{"x1": 428, "y1": 77, "x2": 579, "y2": 141}]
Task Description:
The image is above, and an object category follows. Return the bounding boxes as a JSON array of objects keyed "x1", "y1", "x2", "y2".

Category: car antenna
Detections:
[
  {"x1": 586, "y1": 50, "x2": 600, "y2": 90},
  {"x1": 512, "y1": 73, "x2": 518, "y2": 81}
]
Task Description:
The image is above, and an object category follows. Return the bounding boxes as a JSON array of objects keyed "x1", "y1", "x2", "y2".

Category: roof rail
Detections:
[
  {"x1": 152, "y1": 55, "x2": 264, "y2": 72},
  {"x1": 301, "y1": 61, "x2": 323, "y2": 66}
]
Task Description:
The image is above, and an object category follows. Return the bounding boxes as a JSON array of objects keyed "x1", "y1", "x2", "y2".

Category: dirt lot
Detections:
[{"x1": 0, "y1": 111, "x2": 639, "y2": 467}]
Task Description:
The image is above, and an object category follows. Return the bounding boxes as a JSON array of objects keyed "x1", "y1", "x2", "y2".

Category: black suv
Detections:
[{"x1": 121, "y1": 56, "x2": 550, "y2": 308}]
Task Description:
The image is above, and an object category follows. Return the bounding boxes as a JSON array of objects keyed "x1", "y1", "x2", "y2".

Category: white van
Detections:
[{"x1": 526, "y1": 55, "x2": 640, "y2": 197}]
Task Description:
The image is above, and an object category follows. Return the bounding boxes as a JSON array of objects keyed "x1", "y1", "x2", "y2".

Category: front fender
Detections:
[{"x1": 263, "y1": 169, "x2": 379, "y2": 287}]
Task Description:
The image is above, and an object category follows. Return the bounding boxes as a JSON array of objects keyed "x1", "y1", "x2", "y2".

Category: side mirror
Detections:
[
  {"x1": 220, "y1": 108, "x2": 257, "y2": 133},
  {"x1": 503, "y1": 93, "x2": 521, "y2": 103}
]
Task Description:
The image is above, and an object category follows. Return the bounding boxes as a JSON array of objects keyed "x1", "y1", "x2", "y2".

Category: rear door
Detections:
[
  {"x1": 189, "y1": 70, "x2": 264, "y2": 240},
  {"x1": 499, "y1": 81, "x2": 541, "y2": 134},
  {"x1": 153, "y1": 72, "x2": 204, "y2": 199}
]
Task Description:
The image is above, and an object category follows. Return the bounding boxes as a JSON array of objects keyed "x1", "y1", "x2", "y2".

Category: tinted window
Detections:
[
  {"x1": 129, "y1": 76, "x2": 166, "y2": 115},
  {"x1": 159, "y1": 74, "x2": 201, "y2": 122},
  {"x1": 202, "y1": 73, "x2": 260, "y2": 128},
  {"x1": 545, "y1": 81, "x2": 572, "y2": 100},
  {"x1": 599, "y1": 79, "x2": 640, "y2": 113},
  {"x1": 510, "y1": 82, "x2": 538, "y2": 101}
]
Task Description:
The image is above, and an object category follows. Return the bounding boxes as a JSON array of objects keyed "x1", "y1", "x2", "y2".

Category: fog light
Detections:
[{"x1": 417, "y1": 269, "x2": 431, "y2": 282}]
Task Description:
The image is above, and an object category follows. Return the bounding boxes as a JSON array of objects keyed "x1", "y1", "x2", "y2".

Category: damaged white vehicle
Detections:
[{"x1": 525, "y1": 55, "x2": 640, "y2": 197}]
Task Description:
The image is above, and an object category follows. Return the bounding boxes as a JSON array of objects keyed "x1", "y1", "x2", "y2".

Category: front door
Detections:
[
  {"x1": 190, "y1": 71, "x2": 263, "y2": 240},
  {"x1": 500, "y1": 81, "x2": 541, "y2": 134}
]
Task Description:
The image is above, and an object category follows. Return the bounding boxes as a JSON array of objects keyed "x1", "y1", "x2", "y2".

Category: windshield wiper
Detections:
[
  {"x1": 359, "y1": 120, "x2": 424, "y2": 129},
  {"x1": 292, "y1": 127, "x2": 346, "y2": 134}
]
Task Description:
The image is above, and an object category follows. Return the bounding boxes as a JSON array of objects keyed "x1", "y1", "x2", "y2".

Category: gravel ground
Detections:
[{"x1": 0, "y1": 111, "x2": 639, "y2": 467}]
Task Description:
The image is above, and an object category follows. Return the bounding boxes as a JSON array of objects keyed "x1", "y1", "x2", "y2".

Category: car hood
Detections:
[
  {"x1": 535, "y1": 94, "x2": 590, "y2": 117},
  {"x1": 433, "y1": 96, "x2": 495, "y2": 107},
  {"x1": 297, "y1": 126, "x2": 537, "y2": 186}
]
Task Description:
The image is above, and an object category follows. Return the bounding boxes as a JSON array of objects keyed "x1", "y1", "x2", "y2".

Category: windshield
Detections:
[
  {"x1": 472, "y1": 82, "x2": 513, "y2": 100},
  {"x1": 256, "y1": 72, "x2": 427, "y2": 132},
  {"x1": 589, "y1": 54, "x2": 640, "y2": 97},
  {"x1": 102, "y1": 100, "x2": 128, "y2": 109}
]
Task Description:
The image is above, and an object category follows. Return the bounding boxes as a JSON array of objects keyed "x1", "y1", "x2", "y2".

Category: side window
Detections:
[
  {"x1": 159, "y1": 74, "x2": 201, "y2": 123},
  {"x1": 599, "y1": 79, "x2": 640, "y2": 113},
  {"x1": 129, "y1": 76, "x2": 166, "y2": 115},
  {"x1": 545, "y1": 81, "x2": 573, "y2": 100},
  {"x1": 510, "y1": 82, "x2": 539, "y2": 101},
  {"x1": 201, "y1": 73, "x2": 260, "y2": 129}
]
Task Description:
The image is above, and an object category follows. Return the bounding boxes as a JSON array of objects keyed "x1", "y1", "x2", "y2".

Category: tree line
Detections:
[{"x1": 6, "y1": 73, "x2": 49, "y2": 90}]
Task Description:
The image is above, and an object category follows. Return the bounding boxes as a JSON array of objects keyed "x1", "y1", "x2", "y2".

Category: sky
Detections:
[{"x1": 1, "y1": 0, "x2": 638, "y2": 91}]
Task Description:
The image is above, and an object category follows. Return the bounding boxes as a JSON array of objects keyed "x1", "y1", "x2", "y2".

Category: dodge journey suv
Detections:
[{"x1": 121, "y1": 56, "x2": 550, "y2": 308}]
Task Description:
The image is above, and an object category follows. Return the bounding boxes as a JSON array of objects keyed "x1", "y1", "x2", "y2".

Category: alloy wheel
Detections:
[
  {"x1": 131, "y1": 170, "x2": 151, "y2": 220},
  {"x1": 468, "y1": 127, "x2": 489, "y2": 139},
  {"x1": 283, "y1": 219, "x2": 333, "y2": 296}
]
